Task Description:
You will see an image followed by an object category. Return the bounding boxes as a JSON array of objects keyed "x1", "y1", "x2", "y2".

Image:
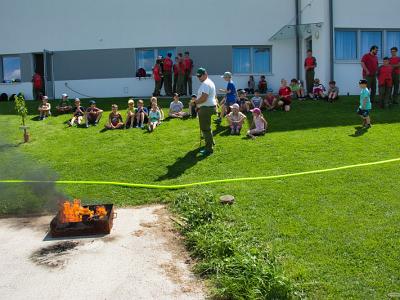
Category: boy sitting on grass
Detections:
[
  {"x1": 262, "y1": 91, "x2": 278, "y2": 111},
  {"x1": 85, "y1": 100, "x2": 103, "y2": 127},
  {"x1": 169, "y1": 93, "x2": 188, "y2": 118},
  {"x1": 126, "y1": 98, "x2": 135, "y2": 129},
  {"x1": 238, "y1": 90, "x2": 250, "y2": 113},
  {"x1": 227, "y1": 103, "x2": 246, "y2": 135},
  {"x1": 311, "y1": 78, "x2": 326, "y2": 100},
  {"x1": 327, "y1": 81, "x2": 339, "y2": 102},
  {"x1": 250, "y1": 90, "x2": 263, "y2": 109},
  {"x1": 357, "y1": 79, "x2": 372, "y2": 128},
  {"x1": 289, "y1": 79, "x2": 305, "y2": 100},
  {"x1": 38, "y1": 96, "x2": 51, "y2": 120},
  {"x1": 189, "y1": 94, "x2": 198, "y2": 118},
  {"x1": 105, "y1": 104, "x2": 124, "y2": 129},
  {"x1": 68, "y1": 98, "x2": 85, "y2": 127},
  {"x1": 258, "y1": 75, "x2": 267, "y2": 94},
  {"x1": 278, "y1": 79, "x2": 292, "y2": 112},
  {"x1": 56, "y1": 93, "x2": 72, "y2": 113},
  {"x1": 247, "y1": 108, "x2": 267, "y2": 139},
  {"x1": 135, "y1": 99, "x2": 148, "y2": 128}
]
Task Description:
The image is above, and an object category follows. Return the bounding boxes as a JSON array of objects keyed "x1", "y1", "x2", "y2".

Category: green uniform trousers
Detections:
[
  {"x1": 163, "y1": 72, "x2": 173, "y2": 96},
  {"x1": 306, "y1": 69, "x2": 315, "y2": 94},
  {"x1": 392, "y1": 72, "x2": 399, "y2": 104},
  {"x1": 379, "y1": 85, "x2": 392, "y2": 108},
  {"x1": 198, "y1": 106, "x2": 216, "y2": 152},
  {"x1": 365, "y1": 75, "x2": 377, "y2": 103}
]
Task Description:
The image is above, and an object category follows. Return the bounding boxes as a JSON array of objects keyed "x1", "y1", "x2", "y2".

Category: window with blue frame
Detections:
[
  {"x1": 158, "y1": 48, "x2": 175, "y2": 60},
  {"x1": 386, "y1": 31, "x2": 400, "y2": 56},
  {"x1": 233, "y1": 47, "x2": 271, "y2": 74},
  {"x1": 361, "y1": 31, "x2": 382, "y2": 58},
  {"x1": 2, "y1": 56, "x2": 21, "y2": 83},
  {"x1": 335, "y1": 30, "x2": 357, "y2": 60}
]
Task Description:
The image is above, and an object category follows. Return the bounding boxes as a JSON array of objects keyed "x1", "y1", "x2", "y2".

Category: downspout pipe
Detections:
[
  {"x1": 329, "y1": 0, "x2": 334, "y2": 80},
  {"x1": 295, "y1": 0, "x2": 300, "y2": 80}
]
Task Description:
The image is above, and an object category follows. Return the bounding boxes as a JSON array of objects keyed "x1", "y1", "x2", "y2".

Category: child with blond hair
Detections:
[{"x1": 105, "y1": 104, "x2": 124, "y2": 129}]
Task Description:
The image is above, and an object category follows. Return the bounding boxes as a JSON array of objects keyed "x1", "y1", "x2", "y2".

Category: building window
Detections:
[
  {"x1": 2, "y1": 56, "x2": 21, "y2": 83},
  {"x1": 335, "y1": 30, "x2": 357, "y2": 60},
  {"x1": 233, "y1": 47, "x2": 271, "y2": 74},
  {"x1": 386, "y1": 31, "x2": 400, "y2": 56},
  {"x1": 361, "y1": 31, "x2": 382, "y2": 58},
  {"x1": 136, "y1": 48, "x2": 176, "y2": 75}
]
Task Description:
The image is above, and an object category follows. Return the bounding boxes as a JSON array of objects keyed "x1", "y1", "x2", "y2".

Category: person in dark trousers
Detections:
[
  {"x1": 361, "y1": 45, "x2": 379, "y2": 103},
  {"x1": 173, "y1": 57, "x2": 179, "y2": 94},
  {"x1": 377, "y1": 57, "x2": 393, "y2": 109},
  {"x1": 304, "y1": 49, "x2": 317, "y2": 97},
  {"x1": 390, "y1": 47, "x2": 400, "y2": 104},
  {"x1": 32, "y1": 71, "x2": 43, "y2": 100},
  {"x1": 176, "y1": 56, "x2": 186, "y2": 95},
  {"x1": 194, "y1": 68, "x2": 216, "y2": 156},
  {"x1": 183, "y1": 51, "x2": 194, "y2": 95},
  {"x1": 163, "y1": 53, "x2": 173, "y2": 96},
  {"x1": 152, "y1": 59, "x2": 162, "y2": 96}
]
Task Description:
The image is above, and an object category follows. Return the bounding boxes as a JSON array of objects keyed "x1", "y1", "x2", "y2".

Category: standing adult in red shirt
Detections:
[
  {"x1": 152, "y1": 59, "x2": 162, "y2": 97},
  {"x1": 377, "y1": 57, "x2": 393, "y2": 108},
  {"x1": 361, "y1": 45, "x2": 379, "y2": 103},
  {"x1": 389, "y1": 47, "x2": 400, "y2": 104},
  {"x1": 304, "y1": 49, "x2": 317, "y2": 98},
  {"x1": 183, "y1": 51, "x2": 194, "y2": 96},
  {"x1": 163, "y1": 53, "x2": 173, "y2": 96},
  {"x1": 173, "y1": 57, "x2": 179, "y2": 94},
  {"x1": 32, "y1": 71, "x2": 43, "y2": 100}
]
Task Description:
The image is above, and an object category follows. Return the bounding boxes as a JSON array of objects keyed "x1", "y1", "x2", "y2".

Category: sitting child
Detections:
[
  {"x1": 258, "y1": 75, "x2": 268, "y2": 94},
  {"x1": 148, "y1": 96, "x2": 164, "y2": 120},
  {"x1": 289, "y1": 79, "x2": 305, "y2": 100},
  {"x1": 189, "y1": 94, "x2": 198, "y2": 118},
  {"x1": 262, "y1": 91, "x2": 278, "y2": 111},
  {"x1": 312, "y1": 78, "x2": 326, "y2": 99},
  {"x1": 85, "y1": 100, "x2": 103, "y2": 127},
  {"x1": 247, "y1": 108, "x2": 267, "y2": 139},
  {"x1": 148, "y1": 102, "x2": 161, "y2": 132},
  {"x1": 247, "y1": 75, "x2": 255, "y2": 94},
  {"x1": 56, "y1": 93, "x2": 72, "y2": 113},
  {"x1": 105, "y1": 104, "x2": 124, "y2": 129},
  {"x1": 68, "y1": 98, "x2": 85, "y2": 127},
  {"x1": 227, "y1": 103, "x2": 246, "y2": 135},
  {"x1": 169, "y1": 93, "x2": 188, "y2": 118},
  {"x1": 278, "y1": 79, "x2": 292, "y2": 112},
  {"x1": 38, "y1": 96, "x2": 51, "y2": 120},
  {"x1": 238, "y1": 90, "x2": 250, "y2": 113},
  {"x1": 126, "y1": 98, "x2": 136, "y2": 129},
  {"x1": 135, "y1": 99, "x2": 148, "y2": 128},
  {"x1": 250, "y1": 90, "x2": 263, "y2": 109},
  {"x1": 327, "y1": 80, "x2": 339, "y2": 102}
]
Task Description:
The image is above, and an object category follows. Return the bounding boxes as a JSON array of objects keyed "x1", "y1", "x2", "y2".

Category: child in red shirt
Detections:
[
  {"x1": 278, "y1": 79, "x2": 292, "y2": 112},
  {"x1": 258, "y1": 75, "x2": 267, "y2": 94},
  {"x1": 378, "y1": 57, "x2": 393, "y2": 108},
  {"x1": 262, "y1": 91, "x2": 277, "y2": 111}
]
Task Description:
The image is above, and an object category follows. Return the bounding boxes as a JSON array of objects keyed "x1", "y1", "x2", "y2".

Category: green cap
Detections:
[{"x1": 196, "y1": 67, "x2": 206, "y2": 76}]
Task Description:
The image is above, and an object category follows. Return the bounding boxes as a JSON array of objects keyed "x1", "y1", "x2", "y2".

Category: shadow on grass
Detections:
[
  {"x1": 349, "y1": 126, "x2": 369, "y2": 137},
  {"x1": 0, "y1": 142, "x2": 23, "y2": 152},
  {"x1": 156, "y1": 148, "x2": 205, "y2": 181}
]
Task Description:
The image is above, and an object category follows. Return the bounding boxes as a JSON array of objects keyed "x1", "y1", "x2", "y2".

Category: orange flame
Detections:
[{"x1": 59, "y1": 199, "x2": 107, "y2": 223}]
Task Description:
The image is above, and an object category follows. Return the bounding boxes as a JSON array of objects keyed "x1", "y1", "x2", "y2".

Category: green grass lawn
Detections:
[{"x1": 0, "y1": 96, "x2": 399, "y2": 299}]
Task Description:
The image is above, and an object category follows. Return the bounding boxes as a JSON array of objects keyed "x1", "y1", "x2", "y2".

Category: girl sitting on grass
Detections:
[
  {"x1": 105, "y1": 104, "x2": 124, "y2": 130},
  {"x1": 126, "y1": 98, "x2": 135, "y2": 129},
  {"x1": 148, "y1": 102, "x2": 161, "y2": 132},
  {"x1": 247, "y1": 108, "x2": 267, "y2": 139},
  {"x1": 149, "y1": 96, "x2": 164, "y2": 120},
  {"x1": 226, "y1": 103, "x2": 246, "y2": 135}
]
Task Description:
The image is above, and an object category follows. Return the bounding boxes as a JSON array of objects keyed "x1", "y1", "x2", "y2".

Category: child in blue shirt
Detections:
[
  {"x1": 219, "y1": 71, "x2": 237, "y2": 119},
  {"x1": 357, "y1": 79, "x2": 372, "y2": 128}
]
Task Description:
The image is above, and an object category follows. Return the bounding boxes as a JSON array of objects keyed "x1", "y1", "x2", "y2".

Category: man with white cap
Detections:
[
  {"x1": 56, "y1": 93, "x2": 72, "y2": 113},
  {"x1": 194, "y1": 67, "x2": 216, "y2": 156}
]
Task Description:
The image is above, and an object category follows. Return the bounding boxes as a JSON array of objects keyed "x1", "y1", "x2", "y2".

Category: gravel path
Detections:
[{"x1": 0, "y1": 205, "x2": 205, "y2": 300}]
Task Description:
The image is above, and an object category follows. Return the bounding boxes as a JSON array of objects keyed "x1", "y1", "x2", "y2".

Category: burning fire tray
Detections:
[{"x1": 50, "y1": 203, "x2": 116, "y2": 238}]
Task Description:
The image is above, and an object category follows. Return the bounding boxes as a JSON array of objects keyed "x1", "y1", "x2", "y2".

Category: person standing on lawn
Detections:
[
  {"x1": 163, "y1": 53, "x2": 173, "y2": 96},
  {"x1": 194, "y1": 68, "x2": 216, "y2": 156},
  {"x1": 32, "y1": 71, "x2": 43, "y2": 101},
  {"x1": 389, "y1": 47, "x2": 400, "y2": 104},
  {"x1": 183, "y1": 51, "x2": 194, "y2": 95},
  {"x1": 152, "y1": 59, "x2": 162, "y2": 96},
  {"x1": 357, "y1": 79, "x2": 372, "y2": 128},
  {"x1": 304, "y1": 49, "x2": 317, "y2": 97},
  {"x1": 377, "y1": 57, "x2": 393, "y2": 109},
  {"x1": 361, "y1": 45, "x2": 379, "y2": 103},
  {"x1": 173, "y1": 57, "x2": 179, "y2": 94}
]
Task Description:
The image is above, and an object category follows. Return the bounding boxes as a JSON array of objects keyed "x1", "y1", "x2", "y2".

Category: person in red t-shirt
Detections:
[
  {"x1": 390, "y1": 47, "x2": 400, "y2": 104},
  {"x1": 176, "y1": 55, "x2": 186, "y2": 95},
  {"x1": 278, "y1": 79, "x2": 292, "y2": 112},
  {"x1": 152, "y1": 59, "x2": 162, "y2": 96},
  {"x1": 304, "y1": 49, "x2": 317, "y2": 97},
  {"x1": 173, "y1": 57, "x2": 179, "y2": 94},
  {"x1": 361, "y1": 45, "x2": 379, "y2": 103},
  {"x1": 163, "y1": 53, "x2": 173, "y2": 96},
  {"x1": 32, "y1": 71, "x2": 43, "y2": 100},
  {"x1": 183, "y1": 51, "x2": 194, "y2": 95},
  {"x1": 377, "y1": 57, "x2": 393, "y2": 108}
]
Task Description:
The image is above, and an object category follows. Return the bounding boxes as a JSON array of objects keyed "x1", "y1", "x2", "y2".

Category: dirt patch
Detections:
[
  {"x1": 133, "y1": 229, "x2": 145, "y2": 237},
  {"x1": 3, "y1": 215, "x2": 51, "y2": 232},
  {"x1": 30, "y1": 241, "x2": 79, "y2": 268}
]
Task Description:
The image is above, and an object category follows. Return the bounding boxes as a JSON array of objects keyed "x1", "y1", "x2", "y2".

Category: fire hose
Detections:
[{"x1": 1, "y1": 157, "x2": 399, "y2": 190}]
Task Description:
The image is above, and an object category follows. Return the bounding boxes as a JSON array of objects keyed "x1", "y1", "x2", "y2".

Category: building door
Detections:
[
  {"x1": 33, "y1": 53, "x2": 45, "y2": 95},
  {"x1": 43, "y1": 49, "x2": 55, "y2": 99}
]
